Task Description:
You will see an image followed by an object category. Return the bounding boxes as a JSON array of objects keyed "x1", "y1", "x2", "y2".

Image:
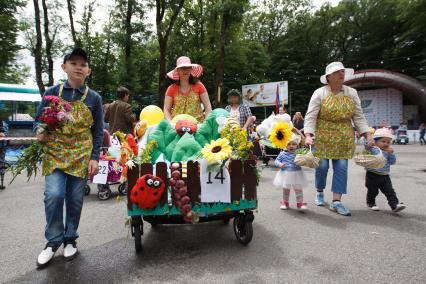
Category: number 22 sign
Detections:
[
  {"x1": 92, "y1": 160, "x2": 109, "y2": 184},
  {"x1": 200, "y1": 159, "x2": 231, "y2": 203}
]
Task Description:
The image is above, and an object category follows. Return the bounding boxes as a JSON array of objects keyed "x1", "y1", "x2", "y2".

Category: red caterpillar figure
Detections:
[
  {"x1": 130, "y1": 174, "x2": 165, "y2": 210},
  {"x1": 175, "y1": 120, "x2": 198, "y2": 136}
]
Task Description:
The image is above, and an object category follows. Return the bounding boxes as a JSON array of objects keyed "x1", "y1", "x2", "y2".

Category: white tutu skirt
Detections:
[{"x1": 273, "y1": 170, "x2": 307, "y2": 189}]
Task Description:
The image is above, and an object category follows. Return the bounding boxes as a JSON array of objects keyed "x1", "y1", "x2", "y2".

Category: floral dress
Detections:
[
  {"x1": 171, "y1": 88, "x2": 204, "y2": 122},
  {"x1": 42, "y1": 84, "x2": 94, "y2": 178},
  {"x1": 315, "y1": 94, "x2": 356, "y2": 159}
]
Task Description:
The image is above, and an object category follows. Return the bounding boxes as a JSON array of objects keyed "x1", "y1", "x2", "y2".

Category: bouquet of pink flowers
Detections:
[
  {"x1": 10, "y1": 96, "x2": 74, "y2": 183},
  {"x1": 37, "y1": 96, "x2": 74, "y2": 133}
]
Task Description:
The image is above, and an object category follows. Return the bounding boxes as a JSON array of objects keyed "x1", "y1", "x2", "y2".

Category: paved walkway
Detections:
[{"x1": 1, "y1": 145, "x2": 425, "y2": 283}]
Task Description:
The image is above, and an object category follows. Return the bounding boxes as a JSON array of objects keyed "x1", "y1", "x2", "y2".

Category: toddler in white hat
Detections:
[{"x1": 364, "y1": 128, "x2": 406, "y2": 212}]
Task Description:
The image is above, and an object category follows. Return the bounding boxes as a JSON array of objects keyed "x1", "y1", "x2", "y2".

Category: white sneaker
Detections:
[
  {"x1": 392, "y1": 203, "x2": 406, "y2": 213},
  {"x1": 368, "y1": 205, "x2": 380, "y2": 211},
  {"x1": 37, "y1": 246, "x2": 56, "y2": 268},
  {"x1": 64, "y1": 242, "x2": 78, "y2": 261}
]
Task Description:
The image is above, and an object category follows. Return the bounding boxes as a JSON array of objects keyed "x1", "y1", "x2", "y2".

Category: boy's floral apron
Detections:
[
  {"x1": 42, "y1": 84, "x2": 93, "y2": 178},
  {"x1": 171, "y1": 88, "x2": 204, "y2": 122},
  {"x1": 315, "y1": 91, "x2": 355, "y2": 160}
]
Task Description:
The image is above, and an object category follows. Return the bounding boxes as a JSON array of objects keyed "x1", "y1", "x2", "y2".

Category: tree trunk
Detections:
[
  {"x1": 155, "y1": 0, "x2": 185, "y2": 108},
  {"x1": 214, "y1": 6, "x2": 228, "y2": 106},
  {"x1": 124, "y1": 0, "x2": 133, "y2": 85},
  {"x1": 33, "y1": 0, "x2": 44, "y2": 94},
  {"x1": 158, "y1": 38, "x2": 167, "y2": 108},
  {"x1": 66, "y1": 0, "x2": 79, "y2": 46},
  {"x1": 199, "y1": 0, "x2": 205, "y2": 61},
  {"x1": 41, "y1": 0, "x2": 54, "y2": 86}
]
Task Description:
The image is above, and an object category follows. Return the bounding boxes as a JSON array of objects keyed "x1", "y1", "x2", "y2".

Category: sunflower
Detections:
[
  {"x1": 269, "y1": 122, "x2": 293, "y2": 149},
  {"x1": 201, "y1": 138, "x2": 232, "y2": 164}
]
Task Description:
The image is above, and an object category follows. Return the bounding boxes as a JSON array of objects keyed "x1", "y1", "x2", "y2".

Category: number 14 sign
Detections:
[{"x1": 200, "y1": 159, "x2": 231, "y2": 203}]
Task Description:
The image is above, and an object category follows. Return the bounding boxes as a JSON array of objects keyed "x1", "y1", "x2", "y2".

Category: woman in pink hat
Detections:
[{"x1": 164, "y1": 56, "x2": 212, "y2": 122}]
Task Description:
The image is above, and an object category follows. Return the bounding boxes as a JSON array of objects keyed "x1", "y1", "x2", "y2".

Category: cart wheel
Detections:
[
  {"x1": 133, "y1": 225, "x2": 142, "y2": 252},
  {"x1": 131, "y1": 219, "x2": 143, "y2": 252},
  {"x1": 84, "y1": 185, "x2": 91, "y2": 195},
  {"x1": 97, "y1": 186, "x2": 112, "y2": 200},
  {"x1": 118, "y1": 183, "x2": 127, "y2": 195},
  {"x1": 97, "y1": 184, "x2": 108, "y2": 191},
  {"x1": 233, "y1": 215, "x2": 253, "y2": 245}
]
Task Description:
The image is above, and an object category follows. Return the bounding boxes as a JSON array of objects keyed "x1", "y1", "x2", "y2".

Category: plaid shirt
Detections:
[{"x1": 225, "y1": 104, "x2": 252, "y2": 128}]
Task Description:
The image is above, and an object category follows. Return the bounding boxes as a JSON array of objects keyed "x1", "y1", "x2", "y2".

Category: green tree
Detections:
[
  {"x1": 0, "y1": 0, "x2": 26, "y2": 83},
  {"x1": 395, "y1": 0, "x2": 426, "y2": 83},
  {"x1": 243, "y1": 0, "x2": 310, "y2": 55},
  {"x1": 154, "y1": 0, "x2": 185, "y2": 107}
]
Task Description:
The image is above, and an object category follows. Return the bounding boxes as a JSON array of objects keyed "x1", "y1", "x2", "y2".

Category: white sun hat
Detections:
[
  {"x1": 373, "y1": 128, "x2": 394, "y2": 140},
  {"x1": 167, "y1": 56, "x2": 203, "y2": 80},
  {"x1": 320, "y1": 62, "x2": 354, "y2": 84}
]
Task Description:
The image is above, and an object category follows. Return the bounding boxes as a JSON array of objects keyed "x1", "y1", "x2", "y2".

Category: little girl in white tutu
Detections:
[{"x1": 273, "y1": 134, "x2": 307, "y2": 210}]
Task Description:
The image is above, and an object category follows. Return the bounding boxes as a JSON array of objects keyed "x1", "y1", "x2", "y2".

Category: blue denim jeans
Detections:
[
  {"x1": 315, "y1": 159, "x2": 348, "y2": 194},
  {"x1": 44, "y1": 169, "x2": 86, "y2": 247}
]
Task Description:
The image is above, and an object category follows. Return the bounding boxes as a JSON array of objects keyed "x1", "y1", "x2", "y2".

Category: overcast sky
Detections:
[{"x1": 18, "y1": 0, "x2": 341, "y2": 87}]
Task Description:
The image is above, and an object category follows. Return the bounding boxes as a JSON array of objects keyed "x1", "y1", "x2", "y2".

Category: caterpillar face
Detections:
[
  {"x1": 130, "y1": 174, "x2": 165, "y2": 210},
  {"x1": 175, "y1": 120, "x2": 197, "y2": 136}
]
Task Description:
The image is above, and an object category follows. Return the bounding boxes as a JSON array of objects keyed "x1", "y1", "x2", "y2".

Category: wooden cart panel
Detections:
[{"x1": 127, "y1": 160, "x2": 258, "y2": 216}]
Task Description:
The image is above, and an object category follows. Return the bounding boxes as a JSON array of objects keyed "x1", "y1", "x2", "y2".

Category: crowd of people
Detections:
[{"x1": 3, "y1": 47, "x2": 419, "y2": 269}]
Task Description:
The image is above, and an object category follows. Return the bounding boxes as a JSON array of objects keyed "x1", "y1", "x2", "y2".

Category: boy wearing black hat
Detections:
[{"x1": 35, "y1": 48, "x2": 103, "y2": 268}]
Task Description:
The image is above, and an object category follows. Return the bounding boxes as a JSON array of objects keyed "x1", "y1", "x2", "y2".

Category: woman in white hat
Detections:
[
  {"x1": 304, "y1": 62, "x2": 371, "y2": 216},
  {"x1": 164, "y1": 56, "x2": 212, "y2": 122}
]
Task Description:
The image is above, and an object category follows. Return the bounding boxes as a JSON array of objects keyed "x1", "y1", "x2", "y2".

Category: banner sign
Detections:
[
  {"x1": 242, "y1": 81, "x2": 288, "y2": 107},
  {"x1": 358, "y1": 88, "x2": 402, "y2": 127}
]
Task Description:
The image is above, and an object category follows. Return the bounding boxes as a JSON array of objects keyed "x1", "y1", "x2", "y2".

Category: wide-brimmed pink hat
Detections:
[{"x1": 167, "y1": 56, "x2": 203, "y2": 80}]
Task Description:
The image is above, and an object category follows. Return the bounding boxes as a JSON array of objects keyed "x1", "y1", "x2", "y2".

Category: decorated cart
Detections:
[
  {"x1": 127, "y1": 159, "x2": 257, "y2": 252},
  {"x1": 110, "y1": 107, "x2": 261, "y2": 252}
]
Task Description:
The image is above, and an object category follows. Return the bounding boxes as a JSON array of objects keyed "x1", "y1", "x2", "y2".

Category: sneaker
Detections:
[
  {"x1": 64, "y1": 241, "x2": 78, "y2": 261},
  {"x1": 368, "y1": 204, "x2": 380, "y2": 211},
  {"x1": 297, "y1": 203, "x2": 308, "y2": 210},
  {"x1": 280, "y1": 201, "x2": 289, "y2": 210},
  {"x1": 392, "y1": 203, "x2": 406, "y2": 213},
  {"x1": 330, "y1": 201, "x2": 351, "y2": 216},
  {"x1": 37, "y1": 245, "x2": 57, "y2": 268},
  {"x1": 315, "y1": 192, "x2": 325, "y2": 206}
]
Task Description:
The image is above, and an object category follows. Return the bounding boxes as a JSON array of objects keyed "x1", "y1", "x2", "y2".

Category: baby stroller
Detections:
[
  {"x1": 84, "y1": 130, "x2": 127, "y2": 200},
  {"x1": 258, "y1": 128, "x2": 305, "y2": 166},
  {"x1": 394, "y1": 129, "x2": 409, "y2": 145},
  {"x1": 259, "y1": 139, "x2": 281, "y2": 165}
]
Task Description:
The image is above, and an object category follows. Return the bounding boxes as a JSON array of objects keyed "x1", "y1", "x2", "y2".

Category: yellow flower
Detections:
[
  {"x1": 201, "y1": 138, "x2": 232, "y2": 164},
  {"x1": 269, "y1": 122, "x2": 293, "y2": 149}
]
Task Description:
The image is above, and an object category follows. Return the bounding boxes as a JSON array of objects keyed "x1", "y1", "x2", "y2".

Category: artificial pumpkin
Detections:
[{"x1": 130, "y1": 174, "x2": 166, "y2": 210}]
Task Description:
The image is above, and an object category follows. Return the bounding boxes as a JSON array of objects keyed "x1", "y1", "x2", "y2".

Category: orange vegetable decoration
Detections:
[{"x1": 126, "y1": 134, "x2": 138, "y2": 156}]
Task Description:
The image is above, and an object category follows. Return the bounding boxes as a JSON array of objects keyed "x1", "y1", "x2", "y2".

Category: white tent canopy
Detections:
[{"x1": 0, "y1": 83, "x2": 41, "y2": 102}]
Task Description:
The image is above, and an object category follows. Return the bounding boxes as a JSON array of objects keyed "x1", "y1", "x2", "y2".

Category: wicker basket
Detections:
[
  {"x1": 294, "y1": 146, "x2": 320, "y2": 168},
  {"x1": 354, "y1": 147, "x2": 386, "y2": 169}
]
